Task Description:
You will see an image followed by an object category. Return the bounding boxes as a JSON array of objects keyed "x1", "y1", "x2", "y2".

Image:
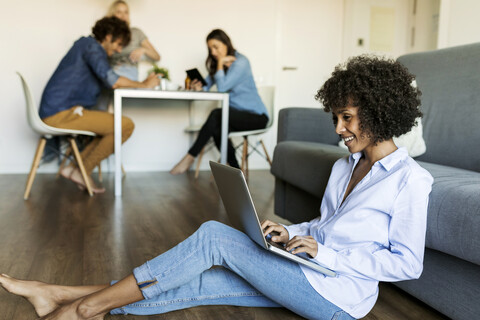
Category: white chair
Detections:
[
  {"x1": 192, "y1": 86, "x2": 275, "y2": 180},
  {"x1": 17, "y1": 72, "x2": 95, "y2": 198}
]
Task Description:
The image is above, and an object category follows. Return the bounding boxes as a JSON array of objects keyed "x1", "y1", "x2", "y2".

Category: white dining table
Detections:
[{"x1": 113, "y1": 88, "x2": 229, "y2": 197}]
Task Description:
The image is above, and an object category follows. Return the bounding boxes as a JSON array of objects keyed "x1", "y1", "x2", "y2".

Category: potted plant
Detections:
[{"x1": 150, "y1": 63, "x2": 170, "y2": 80}]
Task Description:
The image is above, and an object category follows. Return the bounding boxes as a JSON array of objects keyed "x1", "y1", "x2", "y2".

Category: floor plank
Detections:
[{"x1": 0, "y1": 171, "x2": 449, "y2": 319}]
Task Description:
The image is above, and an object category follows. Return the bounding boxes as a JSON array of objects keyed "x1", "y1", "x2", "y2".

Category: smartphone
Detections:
[{"x1": 186, "y1": 68, "x2": 207, "y2": 86}]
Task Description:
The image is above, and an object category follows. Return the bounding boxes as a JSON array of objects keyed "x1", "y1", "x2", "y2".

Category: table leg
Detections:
[
  {"x1": 220, "y1": 95, "x2": 229, "y2": 164},
  {"x1": 114, "y1": 91, "x2": 122, "y2": 197}
]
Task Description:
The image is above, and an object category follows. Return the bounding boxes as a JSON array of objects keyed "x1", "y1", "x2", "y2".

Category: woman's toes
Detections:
[{"x1": 0, "y1": 275, "x2": 58, "y2": 317}]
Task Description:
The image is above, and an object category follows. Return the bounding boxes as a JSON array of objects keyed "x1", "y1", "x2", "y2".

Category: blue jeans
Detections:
[{"x1": 110, "y1": 221, "x2": 355, "y2": 320}]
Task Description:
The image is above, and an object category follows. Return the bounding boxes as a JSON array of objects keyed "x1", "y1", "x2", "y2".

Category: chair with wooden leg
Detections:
[
  {"x1": 230, "y1": 86, "x2": 275, "y2": 180},
  {"x1": 190, "y1": 86, "x2": 275, "y2": 180},
  {"x1": 17, "y1": 72, "x2": 96, "y2": 199}
]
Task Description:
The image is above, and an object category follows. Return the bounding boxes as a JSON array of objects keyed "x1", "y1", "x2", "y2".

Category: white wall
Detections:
[
  {"x1": 0, "y1": 0, "x2": 345, "y2": 174},
  {"x1": 407, "y1": 0, "x2": 440, "y2": 53},
  {"x1": 437, "y1": 0, "x2": 480, "y2": 48},
  {"x1": 342, "y1": 0, "x2": 411, "y2": 60}
]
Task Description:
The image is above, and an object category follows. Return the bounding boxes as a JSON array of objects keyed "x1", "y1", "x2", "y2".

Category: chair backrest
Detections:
[
  {"x1": 257, "y1": 86, "x2": 275, "y2": 128},
  {"x1": 17, "y1": 72, "x2": 38, "y2": 127},
  {"x1": 17, "y1": 72, "x2": 59, "y2": 137}
]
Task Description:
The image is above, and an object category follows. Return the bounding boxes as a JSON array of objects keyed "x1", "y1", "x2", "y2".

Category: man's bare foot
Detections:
[
  {"x1": 62, "y1": 168, "x2": 105, "y2": 194},
  {"x1": 170, "y1": 154, "x2": 195, "y2": 175},
  {"x1": 60, "y1": 164, "x2": 75, "y2": 179},
  {"x1": 40, "y1": 298, "x2": 107, "y2": 320},
  {"x1": 0, "y1": 274, "x2": 60, "y2": 317}
]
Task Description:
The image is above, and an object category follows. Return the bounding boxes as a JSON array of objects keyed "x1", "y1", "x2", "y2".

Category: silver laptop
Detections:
[{"x1": 209, "y1": 161, "x2": 336, "y2": 277}]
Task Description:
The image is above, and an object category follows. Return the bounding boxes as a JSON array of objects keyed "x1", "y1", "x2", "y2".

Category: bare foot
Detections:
[
  {"x1": 40, "y1": 298, "x2": 106, "y2": 320},
  {"x1": 63, "y1": 168, "x2": 106, "y2": 194},
  {"x1": 170, "y1": 154, "x2": 195, "y2": 175},
  {"x1": 0, "y1": 274, "x2": 60, "y2": 317},
  {"x1": 60, "y1": 164, "x2": 75, "y2": 179}
]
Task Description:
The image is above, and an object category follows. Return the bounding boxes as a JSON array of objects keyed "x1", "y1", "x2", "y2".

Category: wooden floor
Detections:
[{"x1": 0, "y1": 171, "x2": 450, "y2": 320}]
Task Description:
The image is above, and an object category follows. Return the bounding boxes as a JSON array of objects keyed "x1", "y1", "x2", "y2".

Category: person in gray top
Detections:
[{"x1": 107, "y1": 0, "x2": 160, "y2": 81}]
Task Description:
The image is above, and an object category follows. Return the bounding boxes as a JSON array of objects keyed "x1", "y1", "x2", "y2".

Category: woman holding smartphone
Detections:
[{"x1": 170, "y1": 29, "x2": 269, "y2": 174}]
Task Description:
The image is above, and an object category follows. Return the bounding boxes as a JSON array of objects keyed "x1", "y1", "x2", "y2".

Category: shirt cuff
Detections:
[
  {"x1": 283, "y1": 224, "x2": 305, "y2": 240},
  {"x1": 106, "y1": 69, "x2": 120, "y2": 87},
  {"x1": 313, "y1": 243, "x2": 338, "y2": 269}
]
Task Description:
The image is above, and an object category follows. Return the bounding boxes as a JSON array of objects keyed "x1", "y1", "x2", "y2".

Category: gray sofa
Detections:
[{"x1": 271, "y1": 43, "x2": 480, "y2": 320}]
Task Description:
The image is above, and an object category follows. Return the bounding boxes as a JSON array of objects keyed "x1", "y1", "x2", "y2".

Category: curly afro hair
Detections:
[
  {"x1": 315, "y1": 55, "x2": 422, "y2": 143},
  {"x1": 92, "y1": 16, "x2": 131, "y2": 47}
]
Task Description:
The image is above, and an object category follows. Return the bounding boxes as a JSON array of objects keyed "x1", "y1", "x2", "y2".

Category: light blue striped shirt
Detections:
[
  {"x1": 284, "y1": 147, "x2": 433, "y2": 318},
  {"x1": 203, "y1": 52, "x2": 268, "y2": 117}
]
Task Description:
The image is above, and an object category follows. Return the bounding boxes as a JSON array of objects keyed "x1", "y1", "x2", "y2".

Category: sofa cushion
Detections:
[
  {"x1": 271, "y1": 141, "x2": 349, "y2": 199},
  {"x1": 398, "y1": 43, "x2": 480, "y2": 172},
  {"x1": 395, "y1": 248, "x2": 480, "y2": 320},
  {"x1": 274, "y1": 178, "x2": 322, "y2": 224},
  {"x1": 418, "y1": 161, "x2": 480, "y2": 265},
  {"x1": 277, "y1": 107, "x2": 340, "y2": 145}
]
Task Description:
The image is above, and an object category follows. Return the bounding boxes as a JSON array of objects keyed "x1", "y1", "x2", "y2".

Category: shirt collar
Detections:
[{"x1": 348, "y1": 147, "x2": 409, "y2": 171}]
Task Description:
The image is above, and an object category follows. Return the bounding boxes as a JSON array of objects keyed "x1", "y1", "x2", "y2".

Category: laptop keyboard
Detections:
[
  {"x1": 267, "y1": 238, "x2": 287, "y2": 250},
  {"x1": 266, "y1": 238, "x2": 312, "y2": 261}
]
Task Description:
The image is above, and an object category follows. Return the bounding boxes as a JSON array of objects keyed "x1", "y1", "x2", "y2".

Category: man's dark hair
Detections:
[
  {"x1": 92, "y1": 16, "x2": 131, "y2": 47},
  {"x1": 316, "y1": 55, "x2": 422, "y2": 143}
]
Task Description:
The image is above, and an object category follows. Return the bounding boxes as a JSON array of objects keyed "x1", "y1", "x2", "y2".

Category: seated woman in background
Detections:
[
  {"x1": 0, "y1": 56, "x2": 433, "y2": 320},
  {"x1": 170, "y1": 29, "x2": 269, "y2": 175},
  {"x1": 107, "y1": 0, "x2": 160, "y2": 81}
]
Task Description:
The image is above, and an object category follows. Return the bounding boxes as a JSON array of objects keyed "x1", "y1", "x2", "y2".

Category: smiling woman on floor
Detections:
[{"x1": 0, "y1": 55, "x2": 433, "y2": 320}]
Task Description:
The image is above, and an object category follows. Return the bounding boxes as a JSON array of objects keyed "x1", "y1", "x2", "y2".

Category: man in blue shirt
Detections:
[{"x1": 40, "y1": 16, "x2": 159, "y2": 194}]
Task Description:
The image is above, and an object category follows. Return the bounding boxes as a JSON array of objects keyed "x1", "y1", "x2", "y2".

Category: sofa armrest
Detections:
[{"x1": 277, "y1": 107, "x2": 340, "y2": 145}]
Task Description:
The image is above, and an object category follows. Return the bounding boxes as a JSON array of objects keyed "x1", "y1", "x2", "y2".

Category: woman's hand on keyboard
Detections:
[
  {"x1": 286, "y1": 236, "x2": 318, "y2": 258},
  {"x1": 261, "y1": 220, "x2": 289, "y2": 244}
]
